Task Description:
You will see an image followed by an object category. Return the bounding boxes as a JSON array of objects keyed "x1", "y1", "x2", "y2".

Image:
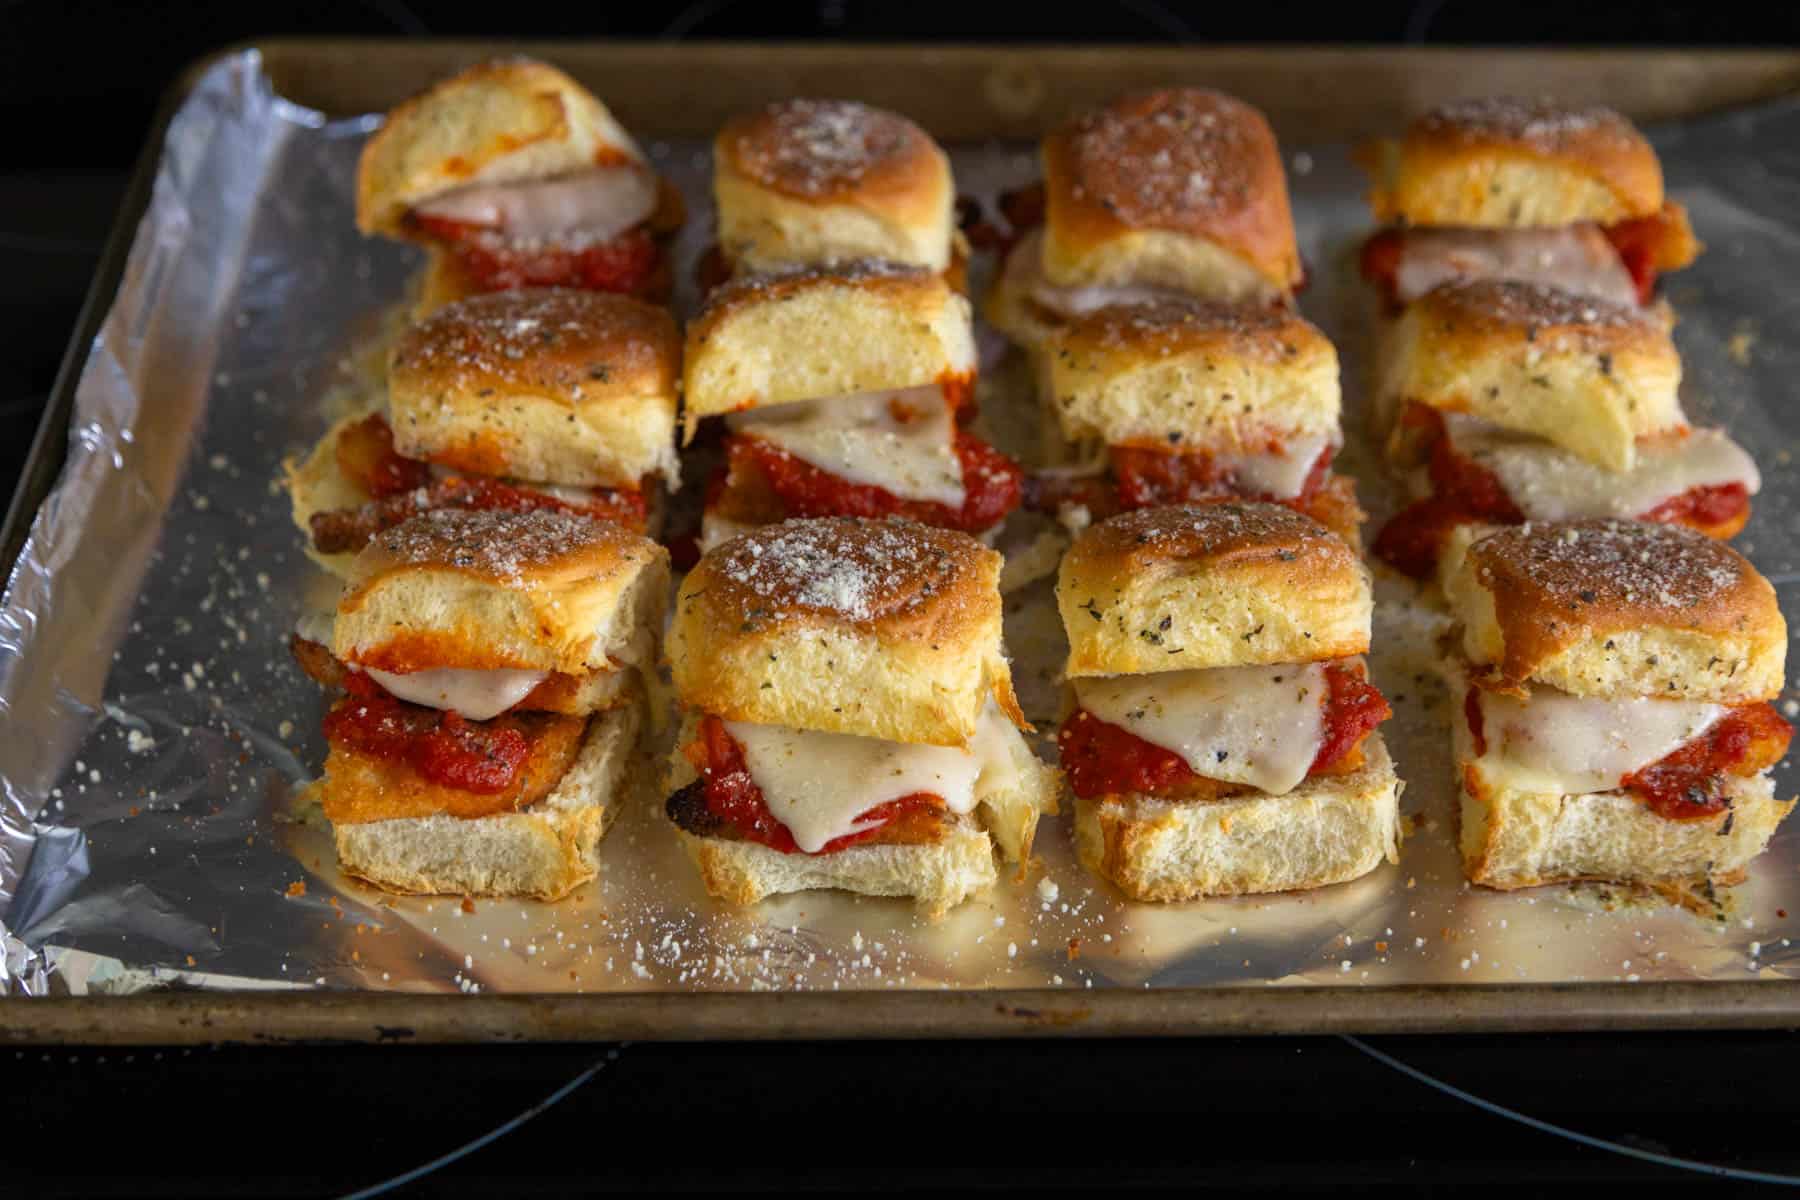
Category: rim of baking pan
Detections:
[
  {"x1": 4, "y1": 40, "x2": 1800, "y2": 1041},
  {"x1": 4, "y1": 980, "x2": 1799, "y2": 1044}
]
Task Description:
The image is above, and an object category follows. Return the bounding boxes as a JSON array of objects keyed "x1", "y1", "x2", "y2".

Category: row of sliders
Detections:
[
  {"x1": 1351, "y1": 99, "x2": 1792, "y2": 894},
  {"x1": 1357, "y1": 99, "x2": 1758, "y2": 579}
]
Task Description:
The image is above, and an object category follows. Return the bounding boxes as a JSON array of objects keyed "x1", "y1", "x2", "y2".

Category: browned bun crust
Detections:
[
  {"x1": 1382, "y1": 279, "x2": 1682, "y2": 472},
  {"x1": 1057, "y1": 502, "x2": 1371, "y2": 675},
  {"x1": 336, "y1": 509, "x2": 669, "y2": 676},
  {"x1": 356, "y1": 57, "x2": 647, "y2": 239},
  {"x1": 690, "y1": 259, "x2": 943, "y2": 335},
  {"x1": 1447, "y1": 519, "x2": 1785, "y2": 701},
  {"x1": 667, "y1": 517, "x2": 1022, "y2": 746},
  {"x1": 1042, "y1": 88, "x2": 1301, "y2": 294},
  {"x1": 1054, "y1": 297, "x2": 1326, "y2": 362},
  {"x1": 388, "y1": 288, "x2": 679, "y2": 487},
  {"x1": 1367, "y1": 97, "x2": 1663, "y2": 227},
  {"x1": 718, "y1": 98, "x2": 944, "y2": 206}
]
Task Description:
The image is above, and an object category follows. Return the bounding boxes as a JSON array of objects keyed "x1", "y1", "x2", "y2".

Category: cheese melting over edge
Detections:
[
  {"x1": 1391, "y1": 225, "x2": 1639, "y2": 308},
  {"x1": 1444, "y1": 416, "x2": 1760, "y2": 521},
  {"x1": 729, "y1": 385, "x2": 966, "y2": 507},
  {"x1": 413, "y1": 166, "x2": 657, "y2": 245},
  {"x1": 724, "y1": 701, "x2": 1023, "y2": 853},
  {"x1": 1073, "y1": 662, "x2": 1329, "y2": 796},
  {"x1": 364, "y1": 666, "x2": 549, "y2": 721},
  {"x1": 1473, "y1": 687, "x2": 1726, "y2": 795},
  {"x1": 1215, "y1": 430, "x2": 1338, "y2": 501}
]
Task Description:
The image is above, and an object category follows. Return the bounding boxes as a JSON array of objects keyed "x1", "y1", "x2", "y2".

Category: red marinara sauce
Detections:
[
  {"x1": 1600, "y1": 214, "x2": 1670, "y2": 306},
  {"x1": 1110, "y1": 443, "x2": 1333, "y2": 512},
  {"x1": 1358, "y1": 228, "x2": 1406, "y2": 311},
  {"x1": 322, "y1": 674, "x2": 529, "y2": 794},
  {"x1": 1056, "y1": 663, "x2": 1391, "y2": 800},
  {"x1": 1372, "y1": 407, "x2": 1525, "y2": 579},
  {"x1": 1638, "y1": 482, "x2": 1750, "y2": 532},
  {"x1": 409, "y1": 213, "x2": 661, "y2": 296},
  {"x1": 336, "y1": 414, "x2": 433, "y2": 499},
  {"x1": 727, "y1": 428, "x2": 1022, "y2": 533},
  {"x1": 1622, "y1": 703, "x2": 1793, "y2": 821},
  {"x1": 683, "y1": 716, "x2": 944, "y2": 855}
]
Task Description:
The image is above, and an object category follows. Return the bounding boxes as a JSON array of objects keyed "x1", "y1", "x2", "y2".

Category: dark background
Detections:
[{"x1": 7, "y1": 2, "x2": 1800, "y2": 1194}]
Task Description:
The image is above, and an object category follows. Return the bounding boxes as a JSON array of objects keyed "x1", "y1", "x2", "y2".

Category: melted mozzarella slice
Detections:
[
  {"x1": 1002, "y1": 230, "x2": 1195, "y2": 318},
  {"x1": 413, "y1": 166, "x2": 658, "y2": 245},
  {"x1": 1444, "y1": 416, "x2": 1760, "y2": 521},
  {"x1": 1074, "y1": 663, "x2": 1328, "y2": 796},
  {"x1": 1474, "y1": 688, "x2": 1725, "y2": 795},
  {"x1": 1392, "y1": 226, "x2": 1639, "y2": 308},
  {"x1": 730, "y1": 386, "x2": 966, "y2": 508},
  {"x1": 364, "y1": 666, "x2": 548, "y2": 721},
  {"x1": 724, "y1": 703, "x2": 1022, "y2": 853},
  {"x1": 1215, "y1": 431, "x2": 1338, "y2": 500}
]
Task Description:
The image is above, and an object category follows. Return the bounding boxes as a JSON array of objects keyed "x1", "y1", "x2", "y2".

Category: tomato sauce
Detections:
[
  {"x1": 336, "y1": 414, "x2": 433, "y2": 499},
  {"x1": 409, "y1": 213, "x2": 661, "y2": 296},
  {"x1": 1638, "y1": 482, "x2": 1750, "y2": 531},
  {"x1": 682, "y1": 716, "x2": 945, "y2": 855},
  {"x1": 323, "y1": 674, "x2": 530, "y2": 794},
  {"x1": 1109, "y1": 443, "x2": 1333, "y2": 512},
  {"x1": 1601, "y1": 212, "x2": 1680, "y2": 306},
  {"x1": 726, "y1": 428, "x2": 1022, "y2": 533},
  {"x1": 1622, "y1": 702, "x2": 1793, "y2": 821},
  {"x1": 1056, "y1": 662, "x2": 1390, "y2": 800},
  {"x1": 1359, "y1": 228, "x2": 1407, "y2": 311}
]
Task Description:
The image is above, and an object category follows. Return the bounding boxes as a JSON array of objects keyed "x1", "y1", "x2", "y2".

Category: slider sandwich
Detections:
[
  {"x1": 1357, "y1": 96, "x2": 1699, "y2": 312},
  {"x1": 705, "y1": 98, "x2": 963, "y2": 290},
  {"x1": 663, "y1": 517, "x2": 1058, "y2": 916},
  {"x1": 683, "y1": 263, "x2": 1022, "y2": 551},
  {"x1": 987, "y1": 87, "x2": 1303, "y2": 354},
  {"x1": 293, "y1": 508, "x2": 670, "y2": 899},
  {"x1": 1056, "y1": 503, "x2": 1400, "y2": 901},
  {"x1": 288, "y1": 287, "x2": 680, "y2": 576},
  {"x1": 1370, "y1": 279, "x2": 1757, "y2": 579},
  {"x1": 356, "y1": 58, "x2": 684, "y2": 315},
  {"x1": 1443, "y1": 519, "x2": 1792, "y2": 895},
  {"x1": 1031, "y1": 299, "x2": 1363, "y2": 541}
]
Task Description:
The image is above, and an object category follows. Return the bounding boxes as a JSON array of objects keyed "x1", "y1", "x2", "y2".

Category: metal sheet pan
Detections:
[{"x1": 3, "y1": 41, "x2": 1800, "y2": 1043}]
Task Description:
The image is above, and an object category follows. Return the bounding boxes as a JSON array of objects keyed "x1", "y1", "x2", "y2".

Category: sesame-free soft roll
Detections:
[
  {"x1": 682, "y1": 263, "x2": 1022, "y2": 550},
  {"x1": 987, "y1": 88, "x2": 1302, "y2": 353},
  {"x1": 663, "y1": 517, "x2": 1057, "y2": 917},
  {"x1": 294, "y1": 508, "x2": 669, "y2": 900},
  {"x1": 1055, "y1": 503, "x2": 1400, "y2": 901},
  {"x1": 1442, "y1": 519, "x2": 1792, "y2": 896},
  {"x1": 356, "y1": 58, "x2": 685, "y2": 313},
  {"x1": 1356, "y1": 97, "x2": 1699, "y2": 311}
]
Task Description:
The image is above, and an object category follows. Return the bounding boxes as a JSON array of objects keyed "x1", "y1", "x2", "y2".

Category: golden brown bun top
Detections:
[
  {"x1": 1457, "y1": 519, "x2": 1783, "y2": 694},
  {"x1": 692, "y1": 259, "x2": 942, "y2": 330},
  {"x1": 1058, "y1": 502, "x2": 1371, "y2": 672},
  {"x1": 346, "y1": 508, "x2": 658, "y2": 594},
  {"x1": 684, "y1": 516, "x2": 994, "y2": 640},
  {"x1": 1053, "y1": 297, "x2": 1331, "y2": 367},
  {"x1": 1043, "y1": 88, "x2": 1301, "y2": 290},
  {"x1": 391, "y1": 287, "x2": 678, "y2": 407},
  {"x1": 356, "y1": 57, "x2": 645, "y2": 237},
  {"x1": 1412, "y1": 278, "x2": 1669, "y2": 358},
  {"x1": 717, "y1": 98, "x2": 946, "y2": 205},
  {"x1": 1372, "y1": 96, "x2": 1663, "y2": 226}
]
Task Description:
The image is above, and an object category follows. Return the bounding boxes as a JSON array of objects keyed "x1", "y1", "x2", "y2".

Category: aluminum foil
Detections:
[{"x1": 6, "y1": 50, "x2": 1800, "y2": 1001}]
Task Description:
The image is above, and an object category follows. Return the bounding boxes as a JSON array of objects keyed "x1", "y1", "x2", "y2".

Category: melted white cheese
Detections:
[
  {"x1": 364, "y1": 666, "x2": 548, "y2": 721},
  {"x1": 1474, "y1": 688, "x2": 1725, "y2": 795},
  {"x1": 1003, "y1": 230, "x2": 1197, "y2": 318},
  {"x1": 724, "y1": 702, "x2": 1022, "y2": 853},
  {"x1": 1444, "y1": 416, "x2": 1759, "y2": 521},
  {"x1": 729, "y1": 386, "x2": 965, "y2": 507},
  {"x1": 1216, "y1": 431, "x2": 1338, "y2": 500},
  {"x1": 1073, "y1": 663, "x2": 1328, "y2": 796},
  {"x1": 1391, "y1": 225, "x2": 1640, "y2": 308},
  {"x1": 414, "y1": 166, "x2": 658, "y2": 245}
]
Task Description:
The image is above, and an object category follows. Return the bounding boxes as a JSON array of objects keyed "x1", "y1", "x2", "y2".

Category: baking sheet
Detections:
[{"x1": 5, "y1": 49, "x2": 1800, "y2": 1009}]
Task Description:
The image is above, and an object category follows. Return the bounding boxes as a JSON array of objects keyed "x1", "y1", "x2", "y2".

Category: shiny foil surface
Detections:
[{"x1": 4, "y1": 52, "x2": 1800, "y2": 1002}]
